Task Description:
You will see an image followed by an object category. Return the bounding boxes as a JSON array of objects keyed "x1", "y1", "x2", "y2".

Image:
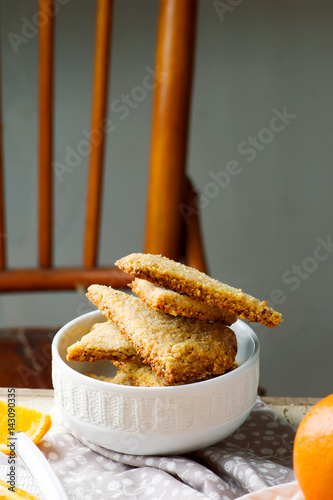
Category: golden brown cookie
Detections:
[
  {"x1": 116, "y1": 253, "x2": 282, "y2": 328},
  {"x1": 86, "y1": 285, "x2": 237, "y2": 384},
  {"x1": 130, "y1": 278, "x2": 238, "y2": 325},
  {"x1": 66, "y1": 320, "x2": 142, "y2": 364},
  {"x1": 115, "y1": 362, "x2": 219, "y2": 387},
  {"x1": 114, "y1": 362, "x2": 167, "y2": 387},
  {"x1": 86, "y1": 371, "x2": 133, "y2": 385}
]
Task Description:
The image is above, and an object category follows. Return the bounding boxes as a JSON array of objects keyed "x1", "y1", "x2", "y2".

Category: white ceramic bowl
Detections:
[{"x1": 52, "y1": 311, "x2": 259, "y2": 455}]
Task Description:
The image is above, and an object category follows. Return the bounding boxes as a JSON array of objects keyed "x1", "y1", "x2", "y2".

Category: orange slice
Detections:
[
  {"x1": 0, "y1": 479, "x2": 40, "y2": 499},
  {"x1": 0, "y1": 400, "x2": 51, "y2": 455}
]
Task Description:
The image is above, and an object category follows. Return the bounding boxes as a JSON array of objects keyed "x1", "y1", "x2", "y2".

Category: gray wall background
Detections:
[{"x1": 1, "y1": 0, "x2": 332, "y2": 397}]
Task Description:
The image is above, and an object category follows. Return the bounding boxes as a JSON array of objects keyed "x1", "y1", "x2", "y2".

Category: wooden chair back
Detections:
[{"x1": 0, "y1": 0, "x2": 206, "y2": 294}]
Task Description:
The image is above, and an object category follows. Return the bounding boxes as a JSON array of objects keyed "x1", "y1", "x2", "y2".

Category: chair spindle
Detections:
[
  {"x1": 144, "y1": 0, "x2": 197, "y2": 261},
  {"x1": 38, "y1": 0, "x2": 54, "y2": 269},
  {"x1": 0, "y1": 65, "x2": 5, "y2": 272},
  {"x1": 84, "y1": 0, "x2": 113, "y2": 269}
]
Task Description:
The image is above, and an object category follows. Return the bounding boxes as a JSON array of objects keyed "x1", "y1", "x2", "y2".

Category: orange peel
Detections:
[
  {"x1": 293, "y1": 393, "x2": 333, "y2": 500},
  {"x1": 0, "y1": 479, "x2": 40, "y2": 499},
  {"x1": 0, "y1": 400, "x2": 51, "y2": 455}
]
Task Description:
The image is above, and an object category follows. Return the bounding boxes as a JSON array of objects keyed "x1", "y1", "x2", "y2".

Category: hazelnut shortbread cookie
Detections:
[
  {"x1": 130, "y1": 278, "x2": 237, "y2": 325},
  {"x1": 67, "y1": 320, "x2": 142, "y2": 364},
  {"x1": 114, "y1": 362, "x2": 168, "y2": 387},
  {"x1": 86, "y1": 285, "x2": 237, "y2": 385},
  {"x1": 114, "y1": 362, "x2": 217, "y2": 387},
  {"x1": 86, "y1": 371, "x2": 133, "y2": 386},
  {"x1": 116, "y1": 253, "x2": 282, "y2": 328}
]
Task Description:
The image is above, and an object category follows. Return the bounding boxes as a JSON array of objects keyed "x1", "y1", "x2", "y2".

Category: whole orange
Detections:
[{"x1": 293, "y1": 394, "x2": 333, "y2": 500}]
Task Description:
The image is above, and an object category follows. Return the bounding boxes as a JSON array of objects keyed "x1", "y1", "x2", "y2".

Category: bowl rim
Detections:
[{"x1": 52, "y1": 310, "x2": 260, "y2": 395}]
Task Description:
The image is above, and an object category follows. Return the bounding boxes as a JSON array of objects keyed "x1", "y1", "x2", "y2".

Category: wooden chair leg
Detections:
[
  {"x1": 38, "y1": 0, "x2": 54, "y2": 269},
  {"x1": 144, "y1": 0, "x2": 197, "y2": 261},
  {"x1": 84, "y1": 0, "x2": 113, "y2": 269},
  {"x1": 184, "y1": 179, "x2": 208, "y2": 273},
  {"x1": 0, "y1": 62, "x2": 5, "y2": 273}
]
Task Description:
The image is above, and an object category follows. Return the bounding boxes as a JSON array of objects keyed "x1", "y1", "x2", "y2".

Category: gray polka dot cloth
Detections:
[{"x1": 0, "y1": 398, "x2": 296, "y2": 499}]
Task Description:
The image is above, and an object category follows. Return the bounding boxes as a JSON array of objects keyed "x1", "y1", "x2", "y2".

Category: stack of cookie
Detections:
[{"x1": 67, "y1": 253, "x2": 282, "y2": 387}]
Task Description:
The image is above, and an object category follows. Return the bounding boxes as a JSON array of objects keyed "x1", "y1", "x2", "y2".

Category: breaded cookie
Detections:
[
  {"x1": 130, "y1": 278, "x2": 238, "y2": 325},
  {"x1": 115, "y1": 362, "x2": 167, "y2": 387},
  {"x1": 116, "y1": 253, "x2": 282, "y2": 328},
  {"x1": 66, "y1": 320, "x2": 142, "y2": 364},
  {"x1": 86, "y1": 285, "x2": 237, "y2": 384},
  {"x1": 86, "y1": 371, "x2": 133, "y2": 385},
  {"x1": 115, "y1": 362, "x2": 220, "y2": 387}
]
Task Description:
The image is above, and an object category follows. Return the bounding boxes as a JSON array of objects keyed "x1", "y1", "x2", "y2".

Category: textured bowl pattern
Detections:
[
  {"x1": 52, "y1": 311, "x2": 260, "y2": 455},
  {"x1": 53, "y1": 360, "x2": 259, "y2": 434}
]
